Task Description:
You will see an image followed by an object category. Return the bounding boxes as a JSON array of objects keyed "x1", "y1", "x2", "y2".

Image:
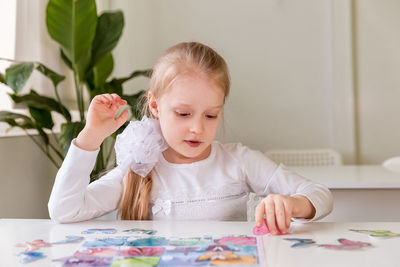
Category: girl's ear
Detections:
[{"x1": 147, "y1": 92, "x2": 159, "y2": 118}]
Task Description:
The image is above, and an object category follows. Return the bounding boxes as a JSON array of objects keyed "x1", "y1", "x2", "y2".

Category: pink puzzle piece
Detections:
[
  {"x1": 16, "y1": 239, "x2": 52, "y2": 252},
  {"x1": 253, "y1": 219, "x2": 287, "y2": 236}
]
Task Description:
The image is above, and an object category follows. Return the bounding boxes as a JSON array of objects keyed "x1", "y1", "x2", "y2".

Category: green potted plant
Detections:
[{"x1": 0, "y1": 0, "x2": 150, "y2": 181}]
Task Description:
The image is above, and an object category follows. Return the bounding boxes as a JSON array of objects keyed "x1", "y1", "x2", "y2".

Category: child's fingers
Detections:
[
  {"x1": 110, "y1": 94, "x2": 128, "y2": 110},
  {"x1": 265, "y1": 200, "x2": 278, "y2": 234},
  {"x1": 119, "y1": 99, "x2": 127, "y2": 105},
  {"x1": 255, "y1": 202, "x2": 266, "y2": 226},
  {"x1": 97, "y1": 95, "x2": 112, "y2": 107},
  {"x1": 102, "y1": 94, "x2": 113, "y2": 102},
  {"x1": 116, "y1": 110, "x2": 129, "y2": 125},
  {"x1": 92, "y1": 95, "x2": 105, "y2": 104},
  {"x1": 284, "y1": 202, "x2": 292, "y2": 229},
  {"x1": 275, "y1": 200, "x2": 287, "y2": 233},
  {"x1": 111, "y1": 93, "x2": 121, "y2": 102}
]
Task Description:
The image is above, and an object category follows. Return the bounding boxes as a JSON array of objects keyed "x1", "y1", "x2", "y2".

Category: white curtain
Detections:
[{"x1": 14, "y1": 0, "x2": 74, "y2": 104}]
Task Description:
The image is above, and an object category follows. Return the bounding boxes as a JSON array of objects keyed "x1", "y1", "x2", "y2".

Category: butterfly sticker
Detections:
[
  {"x1": 81, "y1": 228, "x2": 117, "y2": 234},
  {"x1": 284, "y1": 238, "x2": 316, "y2": 248},
  {"x1": 319, "y1": 238, "x2": 372, "y2": 250},
  {"x1": 15, "y1": 239, "x2": 52, "y2": 252},
  {"x1": 17, "y1": 251, "x2": 46, "y2": 263},
  {"x1": 53, "y1": 235, "x2": 84, "y2": 244}
]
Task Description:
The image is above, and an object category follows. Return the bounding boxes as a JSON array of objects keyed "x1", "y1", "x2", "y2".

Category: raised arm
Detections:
[{"x1": 48, "y1": 94, "x2": 129, "y2": 223}]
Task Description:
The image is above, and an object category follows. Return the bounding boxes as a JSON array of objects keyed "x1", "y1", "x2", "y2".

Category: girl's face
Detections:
[{"x1": 149, "y1": 73, "x2": 225, "y2": 164}]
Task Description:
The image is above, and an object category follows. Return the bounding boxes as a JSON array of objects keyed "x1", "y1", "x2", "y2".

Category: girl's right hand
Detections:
[{"x1": 76, "y1": 94, "x2": 129, "y2": 151}]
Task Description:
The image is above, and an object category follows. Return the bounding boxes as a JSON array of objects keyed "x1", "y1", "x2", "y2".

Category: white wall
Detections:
[
  {"x1": 110, "y1": 0, "x2": 400, "y2": 165},
  {"x1": 356, "y1": 0, "x2": 400, "y2": 164},
  {"x1": 0, "y1": 136, "x2": 57, "y2": 218},
  {"x1": 111, "y1": 0, "x2": 340, "y2": 159}
]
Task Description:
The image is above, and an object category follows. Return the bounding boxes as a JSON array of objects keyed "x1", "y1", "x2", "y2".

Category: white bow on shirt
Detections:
[{"x1": 152, "y1": 199, "x2": 172, "y2": 215}]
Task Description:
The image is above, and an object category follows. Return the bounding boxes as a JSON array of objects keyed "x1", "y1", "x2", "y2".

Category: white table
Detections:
[
  {"x1": 1, "y1": 219, "x2": 399, "y2": 267},
  {"x1": 292, "y1": 165, "x2": 400, "y2": 222}
]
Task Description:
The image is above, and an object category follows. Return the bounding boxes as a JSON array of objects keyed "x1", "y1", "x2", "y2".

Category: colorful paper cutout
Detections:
[
  {"x1": 127, "y1": 237, "x2": 169, "y2": 247},
  {"x1": 53, "y1": 235, "x2": 84, "y2": 244},
  {"x1": 111, "y1": 256, "x2": 160, "y2": 266},
  {"x1": 197, "y1": 251, "x2": 240, "y2": 261},
  {"x1": 74, "y1": 247, "x2": 118, "y2": 257},
  {"x1": 205, "y1": 244, "x2": 234, "y2": 252},
  {"x1": 83, "y1": 237, "x2": 127, "y2": 247},
  {"x1": 17, "y1": 251, "x2": 46, "y2": 264},
  {"x1": 53, "y1": 255, "x2": 113, "y2": 266},
  {"x1": 15, "y1": 239, "x2": 52, "y2": 252},
  {"x1": 252, "y1": 219, "x2": 287, "y2": 236},
  {"x1": 118, "y1": 247, "x2": 165, "y2": 257},
  {"x1": 350, "y1": 229, "x2": 400, "y2": 237},
  {"x1": 216, "y1": 236, "x2": 257, "y2": 246},
  {"x1": 319, "y1": 238, "x2": 372, "y2": 250},
  {"x1": 168, "y1": 237, "x2": 207, "y2": 247},
  {"x1": 165, "y1": 246, "x2": 202, "y2": 256},
  {"x1": 122, "y1": 228, "x2": 157, "y2": 235},
  {"x1": 208, "y1": 255, "x2": 258, "y2": 266},
  {"x1": 81, "y1": 228, "x2": 117, "y2": 234},
  {"x1": 284, "y1": 238, "x2": 316, "y2": 248}
]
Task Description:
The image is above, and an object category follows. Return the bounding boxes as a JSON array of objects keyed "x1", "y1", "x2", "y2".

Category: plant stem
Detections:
[
  {"x1": 73, "y1": 73, "x2": 85, "y2": 121},
  {"x1": 53, "y1": 85, "x2": 71, "y2": 123},
  {"x1": 104, "y1": 137, "x2": 116, "y2": 168},
  {"x1": 24, "y1": 130, "x2": 61, "y2": 169},
  {"x1": 49, "y1": 130, "x2": 65, "y2": 161}
]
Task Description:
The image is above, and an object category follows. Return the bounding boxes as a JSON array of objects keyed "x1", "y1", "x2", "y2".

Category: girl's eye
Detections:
[
  {"x1": 206, "y1": 115, "x2": 218, "y2": 119},
  {"x1": 177, "y1": 112, "x2": 191, "y2": 117}
]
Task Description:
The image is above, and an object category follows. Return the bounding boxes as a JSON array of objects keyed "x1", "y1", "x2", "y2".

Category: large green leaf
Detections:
[
  {"x1": 114, "y1": 69, "x2": 151, "y2": 84},
  {"x1": 29, "y1": 106, "x2": 54, "y2": 130},
  {"x1": 46, "y1": 0, "x2": 97, "y2": 80},
  {"x1": 59, "y1": 121, "x2": 85, "y2": 155},
  {"x1": 0, "y1": 111, "x2": 35, "y2": 129},
  {"x1": 95, "y1": 69, "x2": 151, "y2": 96},
  {"x1": 92, "y1": 53, "x2": 113, "y2": 88},
  {"x1": 35, "y1": 63, "x2": 65, "y2": 87},
  {"x1": 5, "y1": 63, "x2": 34, "y2": 93},
  {"x1": 91, "y1": 11, "x2": 124, "y2": 67},
  {"x1": 9, "y1": 90, "x2": 71, "y2": 122},
  {"x1": 4, "y1": 62, "x2": 65, "y2": 93},
  {"x1": 0, "y1": 73, "x2": 6, "y2": 85},
  {"x1": 60, "y1": 48, "x2": 72, "y2": 69}
]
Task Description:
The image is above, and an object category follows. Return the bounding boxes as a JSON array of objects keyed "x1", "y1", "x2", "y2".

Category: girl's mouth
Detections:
[{"x1": 184, "y1": 140, "x2": 202, "y2": 147}]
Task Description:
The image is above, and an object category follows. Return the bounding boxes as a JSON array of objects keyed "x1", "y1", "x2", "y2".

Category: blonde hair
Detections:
[{"x1": 118, "y1": 42, "x2": 230, "y2": 220}]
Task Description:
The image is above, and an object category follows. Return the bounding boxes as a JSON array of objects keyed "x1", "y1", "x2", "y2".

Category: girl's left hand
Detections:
[{"x1": 255, "y1": 194, "x2": 315, "y2": 235}]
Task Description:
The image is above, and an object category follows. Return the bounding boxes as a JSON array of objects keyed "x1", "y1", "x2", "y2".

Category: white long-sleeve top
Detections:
[{"x1": 48, "y1": 140, "x2": 333, "y2": 223}]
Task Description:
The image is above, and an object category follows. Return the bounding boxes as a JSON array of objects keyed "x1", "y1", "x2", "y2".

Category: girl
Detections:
[{"x1": 48, "y1": 42, "x2": 333, "y2": 235}]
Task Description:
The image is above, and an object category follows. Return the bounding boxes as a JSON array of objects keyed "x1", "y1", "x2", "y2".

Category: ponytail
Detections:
[{"x1": 118, "y1": 170, "x2": 153, "y2": 220}]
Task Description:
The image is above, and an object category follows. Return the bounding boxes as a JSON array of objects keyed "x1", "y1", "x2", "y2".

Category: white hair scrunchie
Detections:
[{"x1": 114, "y1": 115, "x2": 168, "y2": 177}]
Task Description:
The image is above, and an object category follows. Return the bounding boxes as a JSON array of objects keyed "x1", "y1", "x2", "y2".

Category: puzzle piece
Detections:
[
  {"x1": 81, "y1": 228, "x2": 117, "y2": 234},
  {"x1": 15, "y1": 239, "x2": 52, "y2": 252},
  {"x1": 350, "y1": 229, "x2": 400, "y2": 237},
  {"x1": 284, "y1": 238, "x2": 315, "y2": 248},
  {"x1": 53, "y1": 235, "x2": 84, "y2": 244},
  {"x1": 253, "y1": 219, "x2": 287, "y2": 236},
  {"x1": 319, "y1": 238, "x2": 372, "y2": 250},
  {"x1": 17, "y1": 251, "x2": 46, "y2": 263}
]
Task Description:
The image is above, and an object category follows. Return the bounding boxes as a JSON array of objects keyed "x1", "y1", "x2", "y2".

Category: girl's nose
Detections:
[{"x1": 189, "y1": 118, "x2": 204, "y2": 134}]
